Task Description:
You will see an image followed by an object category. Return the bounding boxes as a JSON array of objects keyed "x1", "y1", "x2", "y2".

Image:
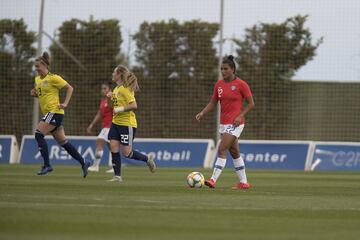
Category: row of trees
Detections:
[{"x1": 0, "y1": 16, "x2": 321, "y2": 140}]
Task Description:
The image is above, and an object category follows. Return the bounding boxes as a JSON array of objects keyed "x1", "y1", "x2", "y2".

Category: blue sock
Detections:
[
  {"x1": 111, "y1": 152, "x2": 121, "y2": 176},
  {"x1": 61, "y1": 141, "x2": 85, "y2": 167},
  {"x1": 127, "y1": 150, "x2": 148, "y2": 162},
  {"x1": 35, "y1": 130, "x2": 50, "y2": 166}
]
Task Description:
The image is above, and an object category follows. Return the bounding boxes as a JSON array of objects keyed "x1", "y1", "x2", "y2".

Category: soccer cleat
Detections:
[
  {"x1": 146, "y1": 154, "x2": 156, "y2": 173},
  {"x1": 37, "y1": 165, "x2": 53, "y2": 175},
  {"x1": 82, "y1": 161, "x2": 91, "y2": 178},
  {"x1": 232, "y1": 182, "x2": 251, "y2": 190},
  {"x1": 204, "y1": 179, "x2": 216, "y2": 188},
  {"x1": 88, "y1": 165, "x2": 99, "y2": 172},
  {"x1": 108, "y1": 175, "x2": 123, "y2": 182},
  {"x1": 105, "y1": 168, "x2": 114, "y2": 173}
]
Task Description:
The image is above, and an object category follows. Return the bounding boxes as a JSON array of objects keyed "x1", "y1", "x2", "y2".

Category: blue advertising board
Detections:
[
  {"x1": 18, "y1": 136, "x2": 214, "y2": 168},
  {"x1": 123, "y1": 139, "x2": 214, "y2": 167},
  {"x1": 213, "y1": 140, "x2": 311, "y2": 170},
  {"x1": 19, "y1": 135, "x2": 110, "y2": 165},
  {"x1": 0, "y1": 135, "x2": 19, "y2": 164},
  {"x1": 309, "y1": 142, "x2": 360, "y2": 171}
]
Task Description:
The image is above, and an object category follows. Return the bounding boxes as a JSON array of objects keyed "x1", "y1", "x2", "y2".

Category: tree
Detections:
[
  {"x1": 234, "y1": 15, "x2": 323, "y2": 139},
  {"x1": 50, "y1": 18, "x2": 122, "y2": 135},
  {"x1": 0, "y1": 19, "x2": 36, "y2": 139},
  {"x1": 133, "y1": 19, "x2": 219, "y2": 138}
]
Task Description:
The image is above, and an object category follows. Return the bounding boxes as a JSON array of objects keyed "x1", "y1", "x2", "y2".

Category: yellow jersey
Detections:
[
  {"x1": 35, "y1": 73, "x2": 68, "y2": 115},
  {"x1": 111, "y1": 85, "x2": 137, "y2": 128}
]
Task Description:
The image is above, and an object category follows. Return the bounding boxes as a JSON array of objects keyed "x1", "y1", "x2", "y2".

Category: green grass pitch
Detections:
[{"x1": 1, "y1": 164, "x2": 360, "y2": 240}]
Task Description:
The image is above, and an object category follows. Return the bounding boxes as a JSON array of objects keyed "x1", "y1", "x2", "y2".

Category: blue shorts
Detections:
[
  {"x1": 41, "y1": 112, "x2": 64, "y2": 132},
  {"x1": 108, "y1": 123, "x2": 136, "y2": 146}
]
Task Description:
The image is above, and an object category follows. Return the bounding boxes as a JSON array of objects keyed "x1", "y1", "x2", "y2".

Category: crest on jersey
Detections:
[
  {"x1": 231, "y1": 85, "x2": 236, "y2": 91},
  {"x1": 43, "y1": 80, "x2": 48, "y2": 87}
]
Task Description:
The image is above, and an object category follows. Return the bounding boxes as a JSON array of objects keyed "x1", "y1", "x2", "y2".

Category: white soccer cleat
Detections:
[
  {"x1": 108, "y1": 176, "x2": 123, "y2": 182},
  {"x1": 146, "y1": 154, "x2": 156, "y2": 173},
  {"x1": 105, "y1": 168, "x2": 114, "y2": 173},
  {"x1": 88, "y1": 165, "x2": 99, "y2": 172}
]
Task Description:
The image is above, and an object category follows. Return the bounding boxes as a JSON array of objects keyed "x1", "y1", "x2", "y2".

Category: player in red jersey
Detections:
[
  {"x1": 196, "y1": 55, "x2": 255, "y2": 189},
  {"x1": 86, "y1": 82, "x2": 114, "y2": 172}
]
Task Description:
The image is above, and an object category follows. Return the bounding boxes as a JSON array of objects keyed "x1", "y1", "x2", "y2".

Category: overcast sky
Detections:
[{"x1": 1, "y1": 0, "x2": 360, "y2": 81}]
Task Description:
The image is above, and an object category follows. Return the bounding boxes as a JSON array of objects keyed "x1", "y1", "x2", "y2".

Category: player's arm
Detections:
[
  {"x1": 195, "y1": 98, "x2": 217, "y2": 122},
  {"x1": 233, "y1": 96, "x2": 255, "y2": 127},
  {"x1": 59, "y1": 84, "x2": 73, "y2": 109},
  {"x1": 113, "y1": 101, "x2": 137, "y2": 113},
  {"x1": 106, "y1": 91, "x2": 113, "y2": 107},
  {"x1": 87, "y1": 109, "x2": 102, "y2": 135},
  {"x1": 30, "y1": 88, "x2": 38, "y2": 98}
]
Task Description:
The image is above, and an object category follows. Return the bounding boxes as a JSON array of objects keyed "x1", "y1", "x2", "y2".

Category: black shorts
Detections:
[
  {"x1": 108, "y1": 123, "x2": 136, "y2": 146},
  {"x1": 41, "y1": 112, "x2": 64, "y2": 132}
]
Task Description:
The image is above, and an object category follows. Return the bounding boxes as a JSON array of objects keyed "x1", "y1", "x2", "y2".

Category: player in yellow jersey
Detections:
[
  {"x1": 30, "y1": 52, "x2": 91, "y2": 176},
  {"x1": 107, "y1": 65, "x2": 156, "y2": 182}
]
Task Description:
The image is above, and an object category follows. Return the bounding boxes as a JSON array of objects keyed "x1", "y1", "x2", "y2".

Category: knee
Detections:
[
  {"x1": 122, "y1": 148, "x2": 132, "y2": 158},
  {"x1": 95, "y1": 150, "x2": 103, "y2": 158}
]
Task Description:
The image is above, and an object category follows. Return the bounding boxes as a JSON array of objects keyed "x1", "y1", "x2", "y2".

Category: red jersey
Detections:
[
  {"x1": 212, "y1": 77, "x2": 252, "y2": 125},
  {"x1": 100, "y1": 98, "x2": 113, "y2": 128}
]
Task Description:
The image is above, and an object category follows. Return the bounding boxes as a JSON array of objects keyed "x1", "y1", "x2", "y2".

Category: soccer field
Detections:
[{"x1": 1, "y1": 165, "x2": 360, "y2": 240}]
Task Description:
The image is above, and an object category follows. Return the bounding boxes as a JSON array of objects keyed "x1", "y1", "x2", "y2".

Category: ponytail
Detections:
[
  {"x1": 36, "y1": 51, "x2": 51, "y2": 68},
  {"x1": 115, "y1": 65, "x2": 140, "y2": 92}
]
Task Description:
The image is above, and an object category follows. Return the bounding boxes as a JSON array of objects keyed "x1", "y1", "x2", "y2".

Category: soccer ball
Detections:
[{"x1": 187, "y1": 172, "x2": 205, "y2": 188}]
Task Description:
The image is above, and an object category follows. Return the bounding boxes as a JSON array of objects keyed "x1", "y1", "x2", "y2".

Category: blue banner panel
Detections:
[
  {"x1": 0, "y1": 136, "x2": 13, "y2": 163},
  {"x1": 311, "y1": 143, "x2": 360, "y2": 171},
  {"x1": 220, "y1": 141, "x2": 311, "y2": 170},
  {"x1": 123, "y1": 139, "x2": 214, "y2": 167},
  {"x1": 19, "y1": 136, "x2": 110, "y2": 165},
  {"x1": 19, "y1": 136, "x2": 214, "y2": 168}
]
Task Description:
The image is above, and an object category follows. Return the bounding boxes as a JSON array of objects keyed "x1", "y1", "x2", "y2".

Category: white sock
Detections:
[
  {"x1": 211, "y1": 157, "x2": 226, "y2": 182},
  {"x1": 93, "y1": 150, "x2": 103, "y2": 167},
  {"x1": 233, "y1": 157, "x2": 247, "y2": 183}
]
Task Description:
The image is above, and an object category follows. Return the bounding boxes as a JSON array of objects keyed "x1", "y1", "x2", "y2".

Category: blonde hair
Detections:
[
  {"x1": 115, "y1": 65, "x2": 140, "y2": 92},
  {"x1": 36, "y1": 51, "x2": 50, "y2": 68}
]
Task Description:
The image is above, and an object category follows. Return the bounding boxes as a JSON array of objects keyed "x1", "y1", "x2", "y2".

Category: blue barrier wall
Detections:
[
  {"x1": 213, "y1": 140, "x2": 311, "y2": 170},
  {"x1": 310, "y1": 142, "x2": 360, "y2": 171},
  {"x1": 18, "y1": 136, "x2": 214, "y2": 168},
  {"x1": 19, "y1": 136, "x2": 109, "y2": 165},
  {"x1": 124, "y1": 139, "x2": 214, "y2": 167},
  {"x1": 0, "y1": 135, "x2": 18, "y2": 164},
  {"x1": 0, "y1": 136, "x2": 13, "y2": 163},
  {"x1": 16, "y1": 136, "x2": 360, "y2": 171}
]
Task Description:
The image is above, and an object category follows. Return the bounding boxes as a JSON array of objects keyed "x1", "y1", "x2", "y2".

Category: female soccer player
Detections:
[
  {"x1": 86, "y1": 82, "x2": 114, "y2": 172},
  {"x1": 196, "y1": 55, "x2": 255, "y2": 189},
  {"x1": 30, "y1": 52, "x2": 91, "y2": 177},
  {"x1": 107, "y1": 65, "x2": 156, "y2": 182}
]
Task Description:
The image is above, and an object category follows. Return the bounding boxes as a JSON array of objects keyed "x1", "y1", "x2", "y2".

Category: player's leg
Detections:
[
  {"x1": 105, "y1": 141, "x2": 114, "y2": 173},
  {"x1": 109, "y1": 139, "x2": 122, "y2": 181},
  {"x1": 89, "y1": 128, "x2": 108, "y2": 172},
  {"x1": 35, "y1": 118, "x2": 56, "y2": 175},
  {"x1": 108, "y1": 124, "x2": 122, "y2": 181},
  {"x1": 51, "y1": 126, "x2": 91, "y2": 178},
  {"x1": 206, "y1": 133, "x2": 235, "y2": 187},
  {"x1": 120, "y1": 126, "x2": 156, "y2": 173},
  {"x1": 229, "y1": 140, "x2": 250, "y2": 189},
  {"x1": 228, "y1": 124, "x2": 250, "y2": 189}
]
